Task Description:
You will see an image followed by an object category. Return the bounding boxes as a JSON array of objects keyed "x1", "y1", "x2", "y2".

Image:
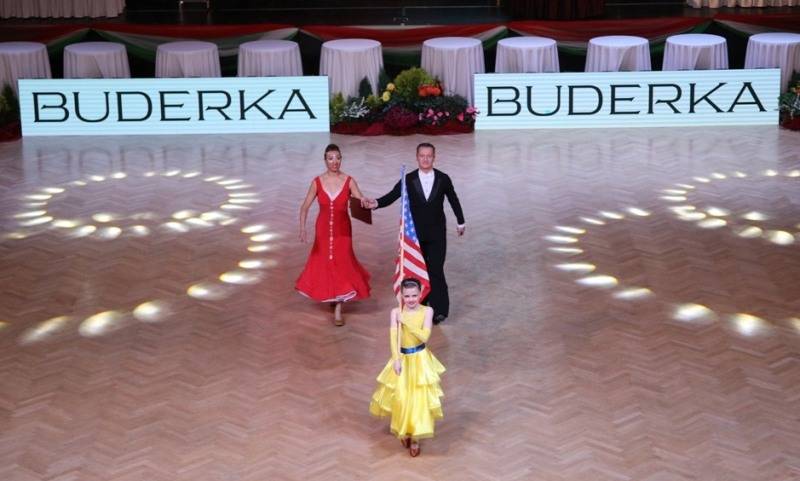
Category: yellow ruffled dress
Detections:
[{"x1": 369, "y1": 307, "x2": 445, "y2": 440}]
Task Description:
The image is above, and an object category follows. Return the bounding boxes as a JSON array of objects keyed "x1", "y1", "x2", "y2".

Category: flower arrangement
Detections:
[
  {"x1": 331, "y1": 67, "x2": 479, "y2": 136},
  {"x1": 779, "y1": 74, "x2": 800, "y2": 131},
  {"x1": 0, "y1": 84, "x2": 21, "y2": 142}
]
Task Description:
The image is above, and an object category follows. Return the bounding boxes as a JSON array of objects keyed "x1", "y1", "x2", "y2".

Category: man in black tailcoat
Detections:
[{"x1": 364, "y1": 142, "x2": 465, "y2": 324}]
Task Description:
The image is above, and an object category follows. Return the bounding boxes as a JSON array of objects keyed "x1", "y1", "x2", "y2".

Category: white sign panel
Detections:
[
  {"x1": 19, "y1": 76, "x2": 330, "y2": 136},
  {"x1": 475, "y1": 69, "x2": 780, "y2": 129}
]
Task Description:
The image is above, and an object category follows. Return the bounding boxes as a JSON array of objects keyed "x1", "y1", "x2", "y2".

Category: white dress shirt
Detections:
[{"x1": 419, "y1": 169, "x2": 435, "y2": 200}]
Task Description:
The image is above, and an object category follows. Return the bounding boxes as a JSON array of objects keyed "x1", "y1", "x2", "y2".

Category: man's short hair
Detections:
[{"x1": 416, "y1": 142, "x2": 436, "y2": 155}]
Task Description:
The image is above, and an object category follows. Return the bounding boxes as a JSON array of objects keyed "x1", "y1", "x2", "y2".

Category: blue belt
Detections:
[{"x1": 401, "y1": 343, "x2": 426, "y2": 354}]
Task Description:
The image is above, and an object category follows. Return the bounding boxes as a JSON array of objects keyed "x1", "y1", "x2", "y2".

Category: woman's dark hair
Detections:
[
  {"x1": 324, "y1": 143, "x2": 341, "y2": 156},
  {"x1": 400, "y1": 278, "x2": 422, "y2": 290}
]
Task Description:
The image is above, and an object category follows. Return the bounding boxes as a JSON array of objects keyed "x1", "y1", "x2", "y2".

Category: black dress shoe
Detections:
[{"x1": 433, "y1": 314, "x2": 447, "y2": 325}]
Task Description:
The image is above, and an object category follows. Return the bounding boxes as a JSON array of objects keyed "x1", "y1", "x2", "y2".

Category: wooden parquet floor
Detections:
[{"x1": 1, "y1": 127, "x2": 799, "y2": 481}]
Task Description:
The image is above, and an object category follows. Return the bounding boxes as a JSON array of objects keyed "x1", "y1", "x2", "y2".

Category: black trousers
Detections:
[{"x1": 420, "y1": 237, "x2": 448, "y2": 317}]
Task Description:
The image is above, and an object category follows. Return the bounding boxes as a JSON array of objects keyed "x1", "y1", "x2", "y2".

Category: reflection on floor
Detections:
[{"x1": 1, "y1": 127, "x2": 799, "y2": 480}]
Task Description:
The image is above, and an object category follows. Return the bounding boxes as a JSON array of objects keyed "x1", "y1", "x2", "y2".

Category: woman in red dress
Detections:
[{"x1": 296, "y1": 144, "x2": 371, "y2": 325}]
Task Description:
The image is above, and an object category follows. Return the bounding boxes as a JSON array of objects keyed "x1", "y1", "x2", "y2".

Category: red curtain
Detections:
[
  {"x1": 714, "y1": 13, "x2": 800, "y2": 32},
  {"x1": 509, "y1": 17, "x2": 710, "y2": 42},
  {"x1": 303, "y1": 24, "x2": 503, "y2": 46}
]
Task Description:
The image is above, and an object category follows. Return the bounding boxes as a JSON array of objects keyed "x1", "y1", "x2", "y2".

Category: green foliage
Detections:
[
  {"x1": 330, "y1": 92, "x2": 346, "y2": 124},
  {"x1": 365, "y1": 94, "x2": 383, "y2": 110},
  {"x1": 414, "y1": 94, "x2": 469, "y2": 114},
  {"x1": 779, "y1": 71, "x2": 800, "y2": 119},
  {"x1": 0, "y1": 84, "x2": 20, "y2": 125},
  {"x1": 392, "y1": 67, "x2": 435, "y2": 102},
  {"x1": 357, "y1": 77, "x2": 373, "y2": 98}
]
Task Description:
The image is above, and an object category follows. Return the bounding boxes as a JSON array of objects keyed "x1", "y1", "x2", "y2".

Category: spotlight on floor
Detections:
[
  {"x1": 766, "y1": 230, "x2": 794, "y2": 245},
  {"x1": 14, "y1": 210, "x2": 47, "y2": 219},
  {"x1": 219, "y1": 270, "x2": 262, "y2": 285},
  {"x1": 555, "y1": 226, "x2": 586, "y2": 234},
  {"x1": 98, "y1": 227, "x2": 122, "y2": 240},
  {"x1": 250, "y1": 233, "x2": 276, "y2": 243},
  {"x1": 599, "y1": 211, "x2": 624, "y2": 220},
  {"x1": 555, "y1": 263, "x2": 596, "y2": 274},
  {"x1": 673, "y1": 303, "x2": 715, "y2": 325},
  {"x1": 576, "y1": 275, "x2": 618, "y2": 288},
  {"x1": 79, "y1": 311, "x2": 124, "y2": 337},
  {"x1": 172, "y1": 210, "x2": 197, "y2": 220},
  {"x1": 19, "y1": 316, "x2": 71, "y2": 344},
  {"x1": 742, "y1": 211, "x2": 768, "y2": 221},
  {"x1": 705, "y1": 207, "x2": 730, "y2": 217},
  {"x1": 187, "y1": 282, "x2": 230, "y2": 300},
  {"x1": 736, "y1": 226, "x2": 763, "y2": 238},
  {"x1": 163, "y1": 222, "x2": 189, "y2": 233},
  {"x1": 133, "y1": 301, "x2": 168, "y2": 323},
  {"x1": 238, "y1": 259, "x2": 275, "y2": 269},
  {"x1": 697, "y1": 218, "x2": 726, "y2": 229},
  {"x1": 613, "y1": 287, "x2": 653, "y2": 300},
  {"x1": 52, "y1": 219, "x2": 81, "y2": 228},
  {"x1": 92, "y1": 213, "x2": 115, "y2": 223},
  {"x1": 626, "y1": 207, "x2": 650, "y2": 217},
  {"x1": 730, "y1": 313, "x2": 770, "y2": 337},
  {"x1": 242, "y1": 224, "x2": 268, "y2": 234},
  {"x1": 71, "y1": 225, "x2": 97, "y2": 237},
  {"x1": 548, "y1": 247, "x2": 583, "y2": 255},
  {"x1": 544, "y1": 235, "x2": 578, "y2": 244},
  {"x1": 129, "y1": 225, "x2": 150, "y2": 236},
  {"x1": 20, "y1": 216, "x2": 53, "y2": 227}
]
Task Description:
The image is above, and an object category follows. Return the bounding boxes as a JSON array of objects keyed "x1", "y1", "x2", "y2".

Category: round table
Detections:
[
  {"x1": 155, "y1": 41, "x2": 221, "y2": 78},
  {"x1": 64, "y1": 42, "x2": 130, "y2": 79},
  {"x1": 0, "y1": 41, "x2": 52, "y2": 93},
  {"x1": 745, "y1": 32, "x2": 800, "y2": 90},
  {"x1": 320, "y1": 39, "x2": 383, "y2": 98},
  {"x1": 663, "y1": 34, "x2": 728, "y2": 71},
  {"x1": 238, "y1": 40, "x2": 302, "y2": 77},
  {"x1": 421, "y1": 37, "x2": 485, "y2": 104},
  {"x1": 495, "y1": 36, "x2": 559, "y2": 74},
  {"x1": 585, "y1": 36, "x2": 651, "y2": 72}
]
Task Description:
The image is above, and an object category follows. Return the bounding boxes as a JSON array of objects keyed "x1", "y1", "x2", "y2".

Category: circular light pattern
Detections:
[
  {"x1": 661, "y1": 169, "x2": 799, "y2": 246},
  {"x1": 9, "y1": 170, "x2": 264, "y2": 240},
  {"x1": 4, "y1": 170, "x2": 278, "y2": 344},
  {"x1": 546, "y1": 168, "x2": 800, "y2": 340}
]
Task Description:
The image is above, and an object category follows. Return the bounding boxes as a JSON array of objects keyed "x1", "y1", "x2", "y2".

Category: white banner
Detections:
[
  {"x1": 475, "y1": 69, "x2": 780, "y2": 130},
  {"x1": 19, "y1": 76, "x2": 330, "y2": 136}
]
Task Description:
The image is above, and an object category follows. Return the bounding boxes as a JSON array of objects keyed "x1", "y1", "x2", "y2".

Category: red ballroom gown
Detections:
[{"x1": 295, "y1": 176, "x2": 371, "y2": 302}]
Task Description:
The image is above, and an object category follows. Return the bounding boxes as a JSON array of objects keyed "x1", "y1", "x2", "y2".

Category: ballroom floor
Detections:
[{"x1": 1, "y1": 126, "x2": 799, "y2": 480}]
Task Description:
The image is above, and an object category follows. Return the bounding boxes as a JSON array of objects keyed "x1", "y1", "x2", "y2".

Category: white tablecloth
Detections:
[
  {"x1": 64, "y1": 42, "x2": 130, "y2": 79},
  {"x1": 688, "y1": 0, "x2": 798, "y2": 7},
  {"x1": 495, "y1": 36, "x2": 559, "y2": 73},
  {"x1": 421, "y1": 37, "x2": 485, "y2": 104},
  {"x1": 663, "y1": 34, "x2": 728, "y2": 71},
  {"x1": 320, "y1": 39, "x2": 383, "y2": 98},
  {"x1": 585, "y1": 36, "x2": 651, "y2": 72},
  {"x1": 0, "y1": 42, "x2": 52, "y2": 93},
  {"x1": 238, "y1": 40, "x2": 302, "y2": 77},
  {"x1": 745, "y1": 32, "x2": 800, "y2": 90},
  {"x1": 0, "y1": 0, "x2": 124, "y2": 18},
  {"x1": 155, "y1": 41, "x2": 221, "y2": 78}
]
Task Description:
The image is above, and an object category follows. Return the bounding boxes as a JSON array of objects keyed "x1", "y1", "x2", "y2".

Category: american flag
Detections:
[{"x1": 393, "y1": 166, "x2": 431, "y2": 301}]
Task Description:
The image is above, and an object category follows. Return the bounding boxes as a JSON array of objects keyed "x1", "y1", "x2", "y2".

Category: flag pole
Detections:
[{"x1": 397, "y1": 166, "x2": 405, "y2": 356}]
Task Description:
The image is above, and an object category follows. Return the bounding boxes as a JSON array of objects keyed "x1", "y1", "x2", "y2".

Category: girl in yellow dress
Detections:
[{"x1": 369, "y1": 278, "x2": 445, "y2": 457}]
